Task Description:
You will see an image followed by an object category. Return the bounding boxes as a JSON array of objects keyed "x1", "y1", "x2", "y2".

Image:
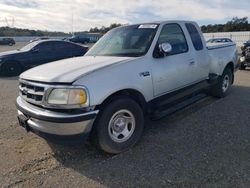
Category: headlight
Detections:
[
  {"x1": 47, "y1": 88, "x2": 88, "y2": 108},
  {"x1": 240, "y1": 56, "x2": 245, "y2": 62}
]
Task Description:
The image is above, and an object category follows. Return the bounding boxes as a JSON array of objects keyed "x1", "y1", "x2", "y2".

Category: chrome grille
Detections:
[{"x1": 19, "y1": 79, "x2": 46, "y2": 105}]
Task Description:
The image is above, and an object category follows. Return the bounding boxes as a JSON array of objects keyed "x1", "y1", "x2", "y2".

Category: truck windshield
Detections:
[{"x1": 85, "y1": 24, "x2": 158, "y2": 57}]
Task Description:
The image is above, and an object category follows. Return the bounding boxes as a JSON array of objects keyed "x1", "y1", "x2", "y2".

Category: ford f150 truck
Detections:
[{"x1": 16, "y1": 21, "x2": 238, "y2": 154}]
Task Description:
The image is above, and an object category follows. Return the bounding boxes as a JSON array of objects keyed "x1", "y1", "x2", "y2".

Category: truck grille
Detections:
[{"x1": 19, "y1": 79, "x2": 46, "y2": 105}]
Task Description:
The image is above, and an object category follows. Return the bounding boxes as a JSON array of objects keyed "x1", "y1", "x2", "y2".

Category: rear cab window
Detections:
[{"x1": 185, "y1": 23, "x2": 203, "y2": 51}]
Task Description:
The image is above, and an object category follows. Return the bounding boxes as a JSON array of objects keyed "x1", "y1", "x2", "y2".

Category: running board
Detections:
[{"x1": 151, "y1": 93, "x2": 207, "y2": 120}]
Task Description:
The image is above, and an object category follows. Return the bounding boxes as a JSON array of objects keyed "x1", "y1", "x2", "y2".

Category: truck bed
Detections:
[
  {"x1": 207, "y1": 42, "x2": 237, "y2": 75},
  {"x1": 206, "y1": 42, "x2": 236, "y2": 50}
]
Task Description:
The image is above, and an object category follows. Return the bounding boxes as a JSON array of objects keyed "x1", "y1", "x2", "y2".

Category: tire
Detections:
[
  {"x1": 91, "y1": 97, "x2": 144, "y2": 154},
  {"x1": 210, "y1": 68, "x2": 233, "y2": 98},
  {"x1": 8, "y1": 42, "x2": 14, "y2": 46},
  {"x1": 1, "y1": 61, "x2": 22, "y2": 77}
]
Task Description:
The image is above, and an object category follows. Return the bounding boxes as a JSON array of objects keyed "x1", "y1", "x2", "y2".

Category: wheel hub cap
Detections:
[
  {"x1": 108, "y1": 109, "x2": 136, "y2": 143},
  {"x1": 113, "y1": 117, "x2": 126, "y2": 132}
]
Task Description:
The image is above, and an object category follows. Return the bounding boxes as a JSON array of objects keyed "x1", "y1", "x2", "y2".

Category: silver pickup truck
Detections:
[{"x1": 16, "y1": 20, "x2": 238, "y2": 154}]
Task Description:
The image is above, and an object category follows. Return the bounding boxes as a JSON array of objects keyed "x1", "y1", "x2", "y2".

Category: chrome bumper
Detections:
[{"x1": 16, "y1": 96, "x2": 98, "y2": 136}]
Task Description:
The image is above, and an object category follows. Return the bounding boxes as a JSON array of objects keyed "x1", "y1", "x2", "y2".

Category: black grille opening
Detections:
[
  {"x1": 34, "y1": 86, "x2": 44, "y2": 92},
  {"x1": 19, "y1": 80, "x2": 45, "y2": 104}
]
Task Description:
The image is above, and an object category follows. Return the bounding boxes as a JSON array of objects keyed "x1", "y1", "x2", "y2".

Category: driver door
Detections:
[{"x1": 151, "y1": 23, "x2": 196, "y2": 97}]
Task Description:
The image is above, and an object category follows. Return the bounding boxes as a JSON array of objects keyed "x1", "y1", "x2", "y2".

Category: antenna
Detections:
[{"x1": 71, "y1": 9, "x2": 74, "y2": 37}]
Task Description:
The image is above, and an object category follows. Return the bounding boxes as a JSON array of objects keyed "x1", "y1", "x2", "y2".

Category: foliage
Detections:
[
  {"x1": 0, "y1": 27, "x2": 70, "y2": 37},
  {"x1": 0, "y1": 23, "x2": 123, "y2": 36},
  {"x1": 201, "y1": 17, "x2": 250, "y2": 33},
  {"x1": 88, "y1": 23, "x2": 123, "y2": 34}
]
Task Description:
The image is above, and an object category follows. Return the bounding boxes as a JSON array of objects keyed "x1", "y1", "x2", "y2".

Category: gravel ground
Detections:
[
  {"x1": 0, "y1": 44, "x2": 250, "y2": 187},
  {"x1": 0, "y1": 42, "x2": 28, "y2": 52}
]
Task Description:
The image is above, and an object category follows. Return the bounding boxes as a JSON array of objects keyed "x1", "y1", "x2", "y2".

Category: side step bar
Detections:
[{"x1": 151, "y1": 93, "x2": 207, "y2": 120}]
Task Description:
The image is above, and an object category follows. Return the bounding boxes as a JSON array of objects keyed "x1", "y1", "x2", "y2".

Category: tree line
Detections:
[
  {"x1": 0, "y1": 17, "x2": 249, "y2": 37},
  {"x1": 0, "y1": 23, "x2": 122, "y2": 37},
  {"x1": 201, "y1": 17, "x2": 250, "y2": 33},
  {"x1": 0, "y1": 27, "x2": 70, "y2": 37}
]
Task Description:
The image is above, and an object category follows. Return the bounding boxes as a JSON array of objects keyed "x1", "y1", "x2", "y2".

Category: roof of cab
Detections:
[{"x1": 118, "y1": 20, "x2": 197, "y2": 29}]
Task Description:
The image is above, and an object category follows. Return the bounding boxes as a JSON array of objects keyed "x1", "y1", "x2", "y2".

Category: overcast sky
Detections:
[{"x1": 0, "y1": 0, "x2": 249, "y2": 32}]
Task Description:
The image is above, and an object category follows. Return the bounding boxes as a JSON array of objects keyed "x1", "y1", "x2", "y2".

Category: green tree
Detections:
[{"x1": 201, "y1": 17, "x2": 250, "y2": 33}]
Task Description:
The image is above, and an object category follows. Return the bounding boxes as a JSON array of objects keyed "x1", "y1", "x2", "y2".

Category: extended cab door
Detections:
[
  {"x1": 185, "y1": 23, "x2": 210, "y2": 82},
  {"x1": 151, "y1": 23, "x2": 197, "y2": 97}
]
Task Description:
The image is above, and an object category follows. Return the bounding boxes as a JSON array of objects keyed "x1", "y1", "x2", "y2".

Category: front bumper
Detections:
[{"x1": 16, "y1": 96, "x2": 98, "y2": 137}]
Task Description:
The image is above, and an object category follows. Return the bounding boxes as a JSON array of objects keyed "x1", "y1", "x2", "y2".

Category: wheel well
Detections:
[
  {"x1": 225, "y1": 62, "x2": 234, "y2": 84},
  {"x1": 4, "y1": 60, "x2": 23, "y2": 69},
  {"x1": 98, "y1": 89, "x2": 147, "y2": 113}
]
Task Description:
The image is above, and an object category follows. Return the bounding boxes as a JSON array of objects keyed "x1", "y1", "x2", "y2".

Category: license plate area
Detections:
[{"x1": 17, "y1": 114, "x2": 30, "y2": 132}]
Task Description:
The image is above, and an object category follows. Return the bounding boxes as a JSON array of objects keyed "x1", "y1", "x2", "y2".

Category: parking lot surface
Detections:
[{"x1": 0, "y1": 44, "x2": 250, "y2": 187}]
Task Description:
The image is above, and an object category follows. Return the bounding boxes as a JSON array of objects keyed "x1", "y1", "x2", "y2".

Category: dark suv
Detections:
[
  {"x1": 0, "y1": 38, "x2": 15, "y2": 46},
  {"x1": 68, "y1": 36, "x2": 90, "y2": 44}
]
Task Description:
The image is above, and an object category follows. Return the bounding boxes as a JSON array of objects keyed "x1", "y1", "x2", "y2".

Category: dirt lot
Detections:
[
  {"x1": 0, "y1": 42, "x2": 28, "y2": 51},
  {"x1": 0, "y1": 44, "x2": 250, "y2": 187}
]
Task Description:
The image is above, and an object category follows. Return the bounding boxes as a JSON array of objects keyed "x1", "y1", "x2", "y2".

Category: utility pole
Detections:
[
  {"x1": 71, "y1": 10, "x2": 74, "y2": 37},
  {"x1": 4, "y1": 17, "x2": 15, "y2": 27},
  {"x1": 0, "y1": 17, "x2": 15, "y2": 27}
]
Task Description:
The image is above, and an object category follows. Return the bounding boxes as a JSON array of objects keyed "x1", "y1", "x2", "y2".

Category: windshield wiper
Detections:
[{"x1": 106, "y1": 53, "x2": 143, "y2": 57}]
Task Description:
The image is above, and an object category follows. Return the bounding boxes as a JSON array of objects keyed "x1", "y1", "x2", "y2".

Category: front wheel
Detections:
[
  {"x1": 91, "y1": 97, "x2": 144, "y2": 154},
  {"x1": 0, "y1": 61, "x2": 22, "y2": 77},
  {"x1": 210, "y1": 68, "x2": 233, "y2": 98}
]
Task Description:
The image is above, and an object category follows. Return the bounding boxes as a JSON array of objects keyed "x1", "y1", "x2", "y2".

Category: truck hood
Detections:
[{"x1": 20, "y1": 56, "x2": 136, "y2": 83}]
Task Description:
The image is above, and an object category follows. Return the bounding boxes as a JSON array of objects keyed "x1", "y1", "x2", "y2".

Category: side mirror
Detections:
[
  {"x1": 159, "y1": 42, "x2": 172, "y2": 55},
  {"x1": 31, "y1": 48, "x2": 39, "y2": 53}
]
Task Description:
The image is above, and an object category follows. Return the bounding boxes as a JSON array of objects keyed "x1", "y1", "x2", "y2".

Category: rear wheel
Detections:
[
  {"x1": 91, "y1": 97, "x2": 144, "y2": 154},
  {"x1": 1, "y1": 61, "x2": 22, "y2": 77},
  {"x1": 210, "y1": 68, "x2": 233, "y2": 98},
  {"x1": 8, "y1": 42, "x2": 14, "y2": 46}
]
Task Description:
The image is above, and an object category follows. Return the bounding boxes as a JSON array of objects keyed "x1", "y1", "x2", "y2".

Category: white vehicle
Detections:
[
  {"x1": 206, "y1": 38, "x2": 233, "y2": 43},
  {"x1": 16, "y1": 20, "x2": 238, "y2": 154}
]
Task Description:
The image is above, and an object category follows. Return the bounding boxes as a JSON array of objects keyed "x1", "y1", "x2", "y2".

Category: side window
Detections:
[
  {"x1": 67, "y1": 43, "x2": 76, "y2": 50},
  {"x1": 36, "y1": 42, "x2": 53, "y2": 52},
  {"x1": 158, "y1": 24, "x2": 188, "y2": 55},
  {"x1": 54, "y1": 42, "x2": 68, "y2": 50},
  {"x1": 185, "y1": 23, "x2": 203, "y2": 51},
  {"x1": 67, "y1": 43, "x2": 80, "y2": 53}
]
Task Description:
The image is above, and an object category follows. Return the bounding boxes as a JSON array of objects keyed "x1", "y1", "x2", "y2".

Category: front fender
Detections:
[{"x1": 73, "y1": 57, "x2": 153, "y2": 106}]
